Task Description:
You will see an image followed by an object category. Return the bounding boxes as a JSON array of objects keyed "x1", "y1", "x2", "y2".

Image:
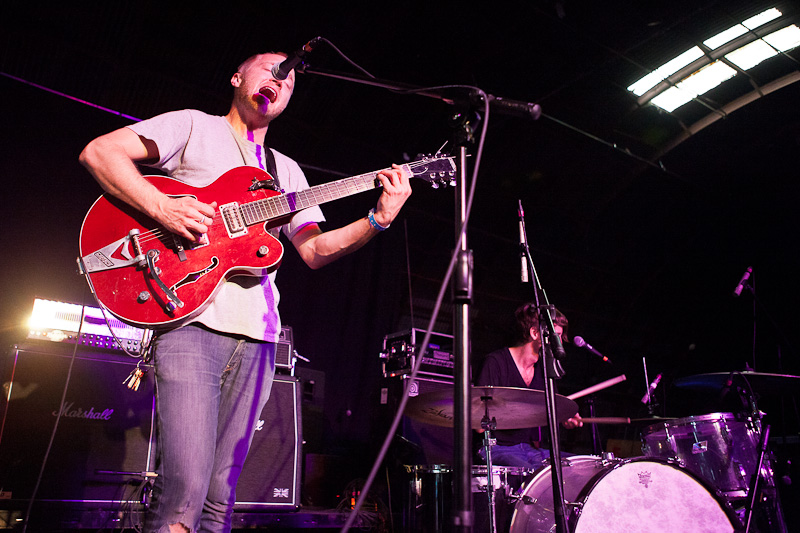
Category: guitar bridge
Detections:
[
  {"x1": 80, "y1": 228, "x2": 146, "y2": 273},
  {"x1": 220, "y1": 202, "x2": 248, "y2": 239}
]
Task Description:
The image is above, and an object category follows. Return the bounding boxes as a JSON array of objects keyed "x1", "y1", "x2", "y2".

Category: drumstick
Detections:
[
  {"x1": 567, "y1": 374, "x2": 627, "y2": 400},
  {"x1": 579, "y1": 417, "x2": 631, "y2": 424}
]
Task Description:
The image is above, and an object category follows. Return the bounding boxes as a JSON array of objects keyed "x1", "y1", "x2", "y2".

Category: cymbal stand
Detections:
[
  {"x1": 642, "y1": 357, "x2": 659, "y2": 417},
  {"x1": 586, "y1": 395, "x2": 601, "y2": 455},
  {"x1": 734, "y1": 375, "x2": 788, "y2": 532},
  {"x1": 744, "y1": 424, "x2": 770, "y2": 533},
  {"x1": 480, "y1": 403, "x2": 498, "y2": 533},
  {"x1": 519, "y1": 203, "x2": 571, "y2": 533}
]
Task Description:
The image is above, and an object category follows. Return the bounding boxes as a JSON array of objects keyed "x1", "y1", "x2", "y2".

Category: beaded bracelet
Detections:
[{"x1": 368, "y1": 208, "x2": 390, "y2": 231}]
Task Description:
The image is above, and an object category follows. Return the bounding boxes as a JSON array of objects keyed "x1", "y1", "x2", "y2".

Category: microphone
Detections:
[
  {"x1": 487, "y1": 95, "x2": 542, "y2": 121},
  {"x1": 518, "y1": 200, "x2": 528, "y2": 283},
  {"x1": 732, "y1": 266, "x2": 752, "y2": 297},
  {"x1": 573, "y1": 336, "x2": 611, "y2": 364},
  {"x1": 640, "y1": 373, "x2": 662, "y2": 404},
  {"x1": 271, "y1": 37, "x2": 322, "y2": 81},
  {"x1": 470, "y1": 92, "x2": 542, "y2": 121},
  {"x1": 719, "y1": 371, "x2": 736, "y2": 401}
]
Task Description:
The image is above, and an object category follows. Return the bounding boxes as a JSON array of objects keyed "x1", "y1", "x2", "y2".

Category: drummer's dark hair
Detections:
[{"x1": 514, "y1": 303, "x2": 569, "y2": 345}]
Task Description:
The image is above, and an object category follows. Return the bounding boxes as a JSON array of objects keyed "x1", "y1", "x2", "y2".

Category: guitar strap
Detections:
[
  {"x1": 263, "y1": 143, "x2": 282, "y2": 191},
  {"x1": 263, "y1": 144, "x2": 283, "y2": 240}
]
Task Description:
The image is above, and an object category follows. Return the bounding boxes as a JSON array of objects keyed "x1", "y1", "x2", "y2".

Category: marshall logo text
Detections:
[{"x1": 52, "y1": 402, "x2": 114, "y2": 420}]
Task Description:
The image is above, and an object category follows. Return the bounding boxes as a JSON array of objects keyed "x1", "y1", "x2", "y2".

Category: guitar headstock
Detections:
[{"x1": 406, "y1": 154, "x2": 457, "y2": 189}]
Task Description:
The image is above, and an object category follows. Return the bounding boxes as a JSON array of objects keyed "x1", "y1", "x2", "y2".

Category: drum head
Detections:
[
  {"x1": 576, "y1": 459, "x2": 734, "y2": 533},
  {"x1": 510, "y1": 457, "x2": 735, "y2": 533}
]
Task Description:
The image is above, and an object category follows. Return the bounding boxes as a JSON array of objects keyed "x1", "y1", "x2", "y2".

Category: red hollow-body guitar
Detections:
[{"x1": 79, "y1": 156, "x2": 456, "y2": 328}]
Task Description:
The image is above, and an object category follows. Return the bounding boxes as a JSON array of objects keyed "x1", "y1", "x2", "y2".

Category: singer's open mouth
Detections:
[{"x1": 258, "y1": 86, "x2": 277, "y2": 103}]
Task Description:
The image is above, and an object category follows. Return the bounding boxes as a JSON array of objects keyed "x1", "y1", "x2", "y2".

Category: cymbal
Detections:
[
  {"x1": 674, "y1": 372, "x2": 800, "y2": 395},
  {"x1": 405, "y1": 385, "x2": 579, "y2": 430}
]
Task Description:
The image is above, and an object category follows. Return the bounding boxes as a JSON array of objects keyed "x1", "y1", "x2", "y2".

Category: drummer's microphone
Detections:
[
  {"x1": 641, "y1": 373, "x2": 662, "y2": 404},
  {"x1": 719, "y1": 371, "x2": 736, "y2": 401},
  {"x1": 732, "y1": 266, "x2": 752, "y2": 297},
  {"x1": 573, "y1": 336, "x2": 612, "y2": 364}
]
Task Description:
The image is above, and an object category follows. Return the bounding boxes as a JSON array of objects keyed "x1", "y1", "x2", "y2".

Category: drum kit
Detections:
[{"x1": 403, "y1": 372, "x2": 797, "y2": 532}]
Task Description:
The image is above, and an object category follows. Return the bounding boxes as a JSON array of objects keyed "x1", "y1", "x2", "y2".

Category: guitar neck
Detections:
[{"x1": 240, "y1": 170, "x2": 383, "y2": 226}]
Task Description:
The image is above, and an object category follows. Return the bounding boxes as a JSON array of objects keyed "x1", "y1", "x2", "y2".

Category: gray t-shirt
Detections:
[{"x1": 127, "y1": 109, "x2": 324, "y2": 342}]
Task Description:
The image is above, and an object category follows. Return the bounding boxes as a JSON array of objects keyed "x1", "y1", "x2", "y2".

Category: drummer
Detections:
[{"x1": 475, "y1": 303, "x2": 583, "y2": 469}]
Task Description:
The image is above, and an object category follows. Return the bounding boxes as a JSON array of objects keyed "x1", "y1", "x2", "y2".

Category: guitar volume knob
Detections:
[
  {"x1": 137, "y1": 291, "x2": 151, "y2": 303},
  {"x1": 257, "y1": 246, "x2": 269, "y2": 257}
]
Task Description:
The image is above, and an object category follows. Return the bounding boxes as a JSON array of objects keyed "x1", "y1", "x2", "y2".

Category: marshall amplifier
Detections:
[
  {"x1": 381, "y1": 328, "x2": 454, "y2": 379},
  {"x1": 0, "y1": 346, "x2": 156, "y2": 506},
  {"x1": 235, "y1": 376, "x2": 302, "y2": 510}
]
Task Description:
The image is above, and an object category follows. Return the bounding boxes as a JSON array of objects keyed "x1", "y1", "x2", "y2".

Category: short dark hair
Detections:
[
  {"x1": 514, "y1": 303, "x2": 569, "y2": 345},
  {"x1": 236, "y1": 51, "x2": 288, "y2": 73}
]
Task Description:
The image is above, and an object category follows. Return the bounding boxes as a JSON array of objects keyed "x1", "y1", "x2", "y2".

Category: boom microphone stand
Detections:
[
  {"x1": 519, "y1": 201, "x2": 571, "y2": 533},
  {"x1": 300, "y1": 50, "x2": 539, "y2": 532}
]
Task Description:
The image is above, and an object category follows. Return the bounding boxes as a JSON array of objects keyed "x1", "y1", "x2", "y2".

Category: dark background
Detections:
[{"x1": 2, "y1": 0, "x2": 799, "y2": 519}]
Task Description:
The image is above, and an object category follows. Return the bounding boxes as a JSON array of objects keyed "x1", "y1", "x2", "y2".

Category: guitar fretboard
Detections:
[{"x1": 240, "y1": 172, "x2": 380, "y2": 226}]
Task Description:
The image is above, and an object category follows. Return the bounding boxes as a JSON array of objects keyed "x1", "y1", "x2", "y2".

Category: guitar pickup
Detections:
[{"x1": 220, "y1": 202, "x2": 248, "y2": 239}]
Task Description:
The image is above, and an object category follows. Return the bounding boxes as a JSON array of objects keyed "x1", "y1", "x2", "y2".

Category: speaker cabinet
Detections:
[
  {"x1": 380, "y1": 375, "x2": 454, "y2": 466},
  {"x1": 0, "y1": 346, "x2": 156, "y2": 506},
  {"x1": 235, "y1": 376, "x2": 302, "y2": 510}
]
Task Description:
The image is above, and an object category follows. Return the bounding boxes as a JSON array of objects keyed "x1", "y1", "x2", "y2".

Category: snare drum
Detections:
[
  {"x1": 641, "y1": 412, "x2": 766, "y2": 495},
  {"x1": 510, "y1": 455, "x2": 736, "y2": 532},
  {"x1": 471, "y1": 465, "x2": 532, "y2": 496},
  {"x1": 472, "y1": 465, "x2": 532, "y2": 533}
]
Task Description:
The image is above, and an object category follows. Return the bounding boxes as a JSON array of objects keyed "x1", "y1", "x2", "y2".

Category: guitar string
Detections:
[{"x1": 127, "y1": 159, "x2": 447, "y2": 244}]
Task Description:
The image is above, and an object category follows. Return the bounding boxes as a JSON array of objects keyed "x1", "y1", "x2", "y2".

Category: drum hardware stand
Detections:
[
  {"x1": 733, "y1": 375, "x2": 788, "y2": 533},
  {"x1": 586, "y1": 395, "x2": 601, "y2": 455},
  {"x1": 479, "y1": 406, "x2": 499, "y2": 533},
  {"x1": 519, "y1": 203, "x2": 572, "y2": 533},
  {"x1": 641, "y1": 357, "x2": 661, "y2": 417},
  {"x1": 744, "y1": 424, "x2": 771, "y2": 533}
]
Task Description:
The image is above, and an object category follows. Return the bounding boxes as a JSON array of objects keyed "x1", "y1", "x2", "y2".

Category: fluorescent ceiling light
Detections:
[
  {"x1": 628, "y1": 47, "x2": 704, "y2": 96},
  {"x1": 650, "y1": 87, "x2": 695, "y2": 112},
  {"x1": 704, "y1": 8, "x2": 782, "y2": 50},
  {"x1": 650, "y1": 61, "x2": 737, "y2": 112},
  {"x1": 726, "y1": 25, "x2": 800, "y2": 70},
  {"x1": 763, "y1": 24, "x2": 800, "y2": 51},
  {"x1": 679, "y1": 61, "x2": 737, "y2": 94},
  {"x1": 704, "y1": 26, "x2": 748, "y2": 50},
  {"x1": 726, "y1": 39, "x2": 778, "y2": 70},
  {"x1": 630, "y1": 8, "x2": 799, "y2": 112},
  {"x1": 743, "y1": 8, "x2": 782, "y2": 30}
]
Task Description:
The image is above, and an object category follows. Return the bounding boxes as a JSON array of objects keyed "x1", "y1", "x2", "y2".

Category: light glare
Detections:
[
  {"x1": 742, "y1": 8, "x2": 782, "y2": 30},
  {"x1": 763, "y1": 24, "x2": 800, "y2": 52},
  {"x1": 726, "y1": 39, "x2": 779, "y2": 70},
  {"x1": 628, "y1": 47, "x2": 704, "y2": 96},
  {"x1": 650, "y1": 61, "x2": 736, "y2": 112},
  {"x1": 704, "y1": 25, "x2": 748, "y2": 50}
]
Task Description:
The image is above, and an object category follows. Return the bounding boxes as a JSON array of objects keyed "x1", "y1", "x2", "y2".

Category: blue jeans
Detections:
[
  {"x1": 478, "y1": 443, "x2": 552, "y2": 470},
  {"x1": 144, "y1": 324, "x2": 276, "y2": 533}
]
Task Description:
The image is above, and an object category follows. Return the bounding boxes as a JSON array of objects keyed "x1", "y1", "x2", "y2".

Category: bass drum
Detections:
[{"x1": 510, "y1": 456, "x2": 737, "y2": 533}]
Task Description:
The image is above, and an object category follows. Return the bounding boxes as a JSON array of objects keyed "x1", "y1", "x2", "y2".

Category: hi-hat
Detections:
[{"x1": 405, "y1": 385, "x2": 578, "y2": 430}]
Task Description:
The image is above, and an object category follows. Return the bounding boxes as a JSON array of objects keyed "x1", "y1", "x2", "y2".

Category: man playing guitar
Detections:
[{"x1": 79, "y1": 51, "x2": 411, "y2": 533}]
